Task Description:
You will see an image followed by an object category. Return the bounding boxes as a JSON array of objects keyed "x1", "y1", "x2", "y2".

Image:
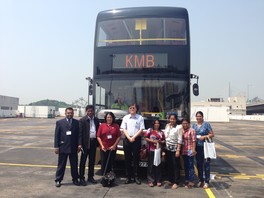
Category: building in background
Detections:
[
  {"x1": 191, "y1": 96, "x2": 246, "y2": 122},
  {"x1": 0, "y1": 95, "x2": 19, "y2": 118},
  {"x1": 18, "y1": 106, "x2": 55, "y2": 118},
  {"x1": 58, "y1": 107, "x2": 85, "y2": 117}
]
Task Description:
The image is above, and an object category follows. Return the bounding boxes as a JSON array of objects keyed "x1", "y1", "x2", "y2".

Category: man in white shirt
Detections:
[{"x1": 121, "y1": 103, "x2": 145, "y2": 185}]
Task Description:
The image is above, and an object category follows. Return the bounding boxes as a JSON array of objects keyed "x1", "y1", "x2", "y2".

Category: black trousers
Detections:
[
  {"x1": 147, "y1": 150, "x2": 162, "y2": 183},
  {"x1": 165, "y1": 150, "x2": 181, "y2": 184},
  {"x1": 123, "y1": 137, "x2": 141, "y2": 179},
  {"x1": 79, "y1": 139, "x2": 97, "y2": 179},
  {"x1": 55, "y1": 153, "x2": 78, "y2": 182},
  {"x1": 100, "y1": 150, "x2": 116, "y2": 175}
]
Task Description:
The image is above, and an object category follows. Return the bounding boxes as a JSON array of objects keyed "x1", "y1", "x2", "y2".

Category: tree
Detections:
[{"x1": 29, "y1": 99, "x2": 70, "y2": 110}]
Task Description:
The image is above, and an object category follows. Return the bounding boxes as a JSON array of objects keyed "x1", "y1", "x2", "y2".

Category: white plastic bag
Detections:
[
  {"x1": 153, "y1": 147, "x2": 161, "y2": 166},
  {"x1": 204, "y1": 138, "x2": 216, "y2": 159}
]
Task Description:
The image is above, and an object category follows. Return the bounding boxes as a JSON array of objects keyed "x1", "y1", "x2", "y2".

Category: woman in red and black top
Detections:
[
  {"x1": 97, "y1": 112, "x2": 121, "y2": 175},
  {"x1": 144, "y1": 119, "x2": 165, "y2": 187}
]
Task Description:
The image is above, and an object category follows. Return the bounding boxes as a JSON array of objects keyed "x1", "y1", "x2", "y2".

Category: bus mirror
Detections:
[
  {"x1": 89, "y1": 85, "x2": 93, "y2": 95},
  {"x1": 193, "y1": 83, "x2": 199, "y2": 96}
]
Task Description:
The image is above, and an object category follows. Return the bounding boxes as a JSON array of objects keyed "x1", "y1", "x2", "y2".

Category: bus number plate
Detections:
[{"x1": 139, "y1": 161, "x2": 148, "y2": 167}]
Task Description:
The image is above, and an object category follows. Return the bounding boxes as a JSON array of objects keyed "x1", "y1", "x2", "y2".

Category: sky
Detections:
[{"x1": 1, "y1": 0, "x2": 264, "y2": 105}]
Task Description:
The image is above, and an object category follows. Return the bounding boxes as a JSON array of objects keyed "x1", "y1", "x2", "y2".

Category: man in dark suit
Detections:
[
  {"x1": 79, "y1": 105, "x2": 100, "y2": 186},
  {"x1": 54, "y1": 107, "x2": 82, "y2": 187}
]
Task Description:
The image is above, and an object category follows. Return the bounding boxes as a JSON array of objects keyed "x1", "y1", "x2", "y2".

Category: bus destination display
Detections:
[{"x1": 112, "y1": 53, "x2": 168, "y2": 69}]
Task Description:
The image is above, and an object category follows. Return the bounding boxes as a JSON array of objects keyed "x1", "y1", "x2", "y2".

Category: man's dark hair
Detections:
[
  {"x1": 65, "y1": 107, "x2": 74, "y2": 112},
  {"x1": 86, "y1": 105, "x2": 94, "y2": 111},
  {"x1": 129, "y1": 103, "x2": 139, "y2": 111}
]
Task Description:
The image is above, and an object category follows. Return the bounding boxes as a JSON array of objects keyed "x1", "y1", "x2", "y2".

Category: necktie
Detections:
[{"x1": 68, "y1": 119, "x2": 72, "y2": 127}]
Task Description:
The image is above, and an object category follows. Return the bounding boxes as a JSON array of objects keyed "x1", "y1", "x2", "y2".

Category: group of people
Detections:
[
  {"x1": 54, "y1": 104, "x2": 143, "y2": 187},
  {"x1": 54, "y1": 105, "x2": 101, "y2": 187},
  {"x1": 54, "y1": 104, "x2": 215, "y2": 190},
  {"x1": 144, "y1": 111, "x2": 214, "y2": 190}
]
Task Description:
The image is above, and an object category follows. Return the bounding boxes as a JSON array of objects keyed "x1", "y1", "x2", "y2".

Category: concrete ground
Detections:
[{"x1": 0, "y1": 118, "x2": 263, "y2": 198}]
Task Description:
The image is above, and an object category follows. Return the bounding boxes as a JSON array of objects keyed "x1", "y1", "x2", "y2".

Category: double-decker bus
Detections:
[{"x1": 92, "y1": 7, "x2": 199, "y2": 164}]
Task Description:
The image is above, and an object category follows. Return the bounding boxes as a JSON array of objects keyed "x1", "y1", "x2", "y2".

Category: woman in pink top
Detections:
[
  {"x1": 144, "y1": 119, "x2": 165, "y2": 187},
  {"x1": 182, "y1": 118, "x2": 196, "y2": 188}
]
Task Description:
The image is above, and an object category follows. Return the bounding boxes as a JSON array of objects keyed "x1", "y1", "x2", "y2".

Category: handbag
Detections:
[
  {"x1": 204, "y1": 137, "x2": 216, "y2": 159},
  {"x1": 139, "y1": 144, "x2": 148, "y2": 160},
  {"x1": 153, "y1": 143, "x2": 161, "y2": 166},
  {"x1": 101, "y1": 150, "x2": 116, "y2": 187}
]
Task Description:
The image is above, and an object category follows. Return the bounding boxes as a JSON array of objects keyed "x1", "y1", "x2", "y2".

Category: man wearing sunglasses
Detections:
[{"x1": 121, "y1": 103, "x2": 145, "y2": 185}]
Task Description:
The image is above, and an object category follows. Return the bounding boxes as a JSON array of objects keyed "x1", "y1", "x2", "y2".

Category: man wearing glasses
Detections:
[{"x1": 121, "y1": 103, "x2": 145, "y2": 185}]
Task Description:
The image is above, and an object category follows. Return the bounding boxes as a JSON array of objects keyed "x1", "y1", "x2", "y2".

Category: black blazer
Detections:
[
  {"x1": 79, "y1": 116, "x2": 100, "y2": 150},
  {"x1": 54, "y1": 118, "x2": 81, "y2": 154}
]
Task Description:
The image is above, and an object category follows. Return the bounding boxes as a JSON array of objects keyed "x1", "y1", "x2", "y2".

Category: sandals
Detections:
[
  {"x1": 184, "y1": 180, "x2": 189, "y2": 188},
  {"x1": 187, "y1": 182, "x2": 195, "y2": 189},
  {"x1": 197, "y1": 181, "x2": 205, "y2": 188},
  {"x1": 203, "y1": 183, "x2": 209, "y2": 189},
  {"x1": 171, "y1": 183, "x2": 178, "y2": 189},
  {"x1": 149, "y1": 181, "x2": 162, "y2": 187}
]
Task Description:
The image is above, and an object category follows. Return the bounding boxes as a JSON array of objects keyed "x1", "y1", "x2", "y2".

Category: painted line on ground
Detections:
[
  {"x1": 0, "y1": 162, "x2": 101, "y2": 170},
  {"x1": 194, "y1": 165, "x2": 216, "y2": 198},
  {"x1": 0, "y1": 162, "x2": 57, "y2": 168},
  {"x1": 217, "y1": 154, "x2": 264, "y2": 159},
  {"x1": 211, "y1": 172, "x2": 264, "y2": 180},
  {"x1": 0, "y1": 145, "x2": 53, "y2": 149},
  {"x1": 205, "y1": 189, "x2": 216, "y2": 198},
  {"x1": 1, "y1": 162, "x2": 264, "y2": 180},
  {"x1": 236, "y1": 146, "x2": 264, "y2": 148}
]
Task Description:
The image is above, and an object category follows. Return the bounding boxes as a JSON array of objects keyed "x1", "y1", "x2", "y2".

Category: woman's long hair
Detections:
[{"x1": 104, "y1": 112, "x2": 116, "y2": 123}]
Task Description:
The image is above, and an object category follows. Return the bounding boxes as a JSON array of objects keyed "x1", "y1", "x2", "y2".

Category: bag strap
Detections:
[
  {"x1": 205, "y1": 136, "x2": 213, "y2": 143},
  {"x1": 156, "y1": 142, "x2": 160, "y2": 149},
  {"x1": 103, "y1": 150, "x2": 112, "y2": 176}
]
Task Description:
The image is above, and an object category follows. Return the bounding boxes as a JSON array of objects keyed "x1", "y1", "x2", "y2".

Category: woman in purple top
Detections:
[
  {"x1": 192, "y1": 111, "x2": 215, "y2": 189},
  {"x1": 144, "y1": 119, "x2": 165, "y2": 187}
]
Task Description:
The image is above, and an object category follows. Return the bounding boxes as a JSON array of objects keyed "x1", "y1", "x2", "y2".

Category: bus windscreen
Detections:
[{"x1": 97, "y1": 18, "x2": 187, "y2": 47}]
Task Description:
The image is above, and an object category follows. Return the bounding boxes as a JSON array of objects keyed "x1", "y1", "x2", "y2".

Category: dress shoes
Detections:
[
  {"x1": 73, "y1": 180, "x2": 80, "y2": 186},
  {"x1": 135, "y1": 177, "x2": 141, "y2": 185},
  {"x1": 55, "y1": 181, "x2": 61, "y2": 188},
  {"x1": 80, "y1": 179, "x2": 87, "y2": 186},
  {"x1": 124, "y1": 178, "x2": 131, "y2": 184},
  {"x1": 88, "y1": 177, "x2": 97, "y2": 184}
]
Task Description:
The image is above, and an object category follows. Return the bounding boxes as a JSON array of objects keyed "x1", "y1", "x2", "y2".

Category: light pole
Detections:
[
  {"x1": 247, "y1": 84, "x2": 252, "y2": 103},
  {"x1": 85, "y1": 77, "x2": 92, "y2": 105}
]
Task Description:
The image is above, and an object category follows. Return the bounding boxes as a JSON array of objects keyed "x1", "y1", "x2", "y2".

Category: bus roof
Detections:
[{"x1": 97, "y1": 7, "x2": 188, "y2": 21}]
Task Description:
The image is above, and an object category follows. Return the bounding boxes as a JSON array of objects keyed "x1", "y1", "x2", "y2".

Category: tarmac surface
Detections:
[{"x1": 0, "y1": 118, "x2": 264, "y2": 198}]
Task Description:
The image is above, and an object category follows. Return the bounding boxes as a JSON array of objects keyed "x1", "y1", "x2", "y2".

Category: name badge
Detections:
[
  {"x1": 66, "y1": 131, "x2": 71, "y2": 135},
  {"x1": 107, "y1": 134, "x2": 112, "y2": 139}
]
